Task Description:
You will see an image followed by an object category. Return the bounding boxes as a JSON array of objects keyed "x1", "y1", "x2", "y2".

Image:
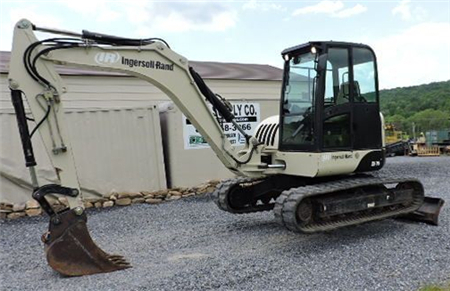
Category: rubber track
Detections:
[
  {"x1": 211, "y1": 177, "x2": 273, "y2": 214},
  {"x1": 273, "y1": 176, "x2": 424, "y2": 233}
]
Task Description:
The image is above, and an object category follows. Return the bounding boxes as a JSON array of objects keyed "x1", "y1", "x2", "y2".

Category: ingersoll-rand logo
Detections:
[{"x1": 94, "y1": 52, "x2": 120, "y2": 65}]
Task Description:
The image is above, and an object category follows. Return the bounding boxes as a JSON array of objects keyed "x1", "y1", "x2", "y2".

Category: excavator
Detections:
[{"x1": 8, "y1": 19, "x2": 444, "y2": 277}]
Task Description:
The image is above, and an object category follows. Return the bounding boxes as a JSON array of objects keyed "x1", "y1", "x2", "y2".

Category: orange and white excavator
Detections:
[{"x1": 8, "y1": 19, "x2": 444, "y2": 276}]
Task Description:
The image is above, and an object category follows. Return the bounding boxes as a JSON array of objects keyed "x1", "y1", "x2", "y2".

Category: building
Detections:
[{"x1": 0, "y1": 51, "x2": 283, "y2": 204}]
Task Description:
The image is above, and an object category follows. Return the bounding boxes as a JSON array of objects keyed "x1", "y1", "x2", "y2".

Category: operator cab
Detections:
[{"x1": 279, "y1": 41, "x2": 382, "y2": 155}]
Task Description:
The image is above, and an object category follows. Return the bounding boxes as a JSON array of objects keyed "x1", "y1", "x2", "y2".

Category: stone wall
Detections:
[{"x1": 0, "y1": 180, "x2": 220, "y2": 220}]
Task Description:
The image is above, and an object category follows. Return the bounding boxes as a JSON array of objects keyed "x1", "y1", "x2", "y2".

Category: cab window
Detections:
[
  {"x1": 352, "y1": 48, "x2": 377, "y2": 102},
  {"x1": 281, "y1": 52, "x2": 316, "y2": 148}
]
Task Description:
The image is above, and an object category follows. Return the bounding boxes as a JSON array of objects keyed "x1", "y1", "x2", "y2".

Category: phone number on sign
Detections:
[{"x1": 221, "y1": 123, "x2": 252, "y2": 132}]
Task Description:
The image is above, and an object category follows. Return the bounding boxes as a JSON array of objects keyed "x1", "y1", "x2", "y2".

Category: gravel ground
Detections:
[{"x1": 1, "y1": 156, "x2": 449, "y2": 291}]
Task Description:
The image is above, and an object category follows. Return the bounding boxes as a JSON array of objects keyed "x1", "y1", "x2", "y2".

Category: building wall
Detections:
[
  {"x1": 0, "y1": 106, "x2": 166, "y2": 204},
  {"x1": 1, "y1": 74, "x2": 281, "y2": 109},
  {"x1": 160, "y1": 100, "x2": 280, "y2": 187},
  {"x1": 0, "y1": 73, "x2": 282, "y2": 198}
]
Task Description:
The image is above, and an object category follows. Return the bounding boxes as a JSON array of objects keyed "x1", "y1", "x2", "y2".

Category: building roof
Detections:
[{"x1": 0, "y1": 51, "x2": 283, "y2": 81}]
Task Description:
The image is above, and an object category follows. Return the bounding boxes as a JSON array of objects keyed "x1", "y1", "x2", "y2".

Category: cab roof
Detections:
[{"x1": 281, "y1": 41, "x2": 373, "y2": 56}]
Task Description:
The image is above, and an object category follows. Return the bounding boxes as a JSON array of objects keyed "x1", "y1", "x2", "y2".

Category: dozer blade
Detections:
[
  {"x1": 42, "y1": 209, "x2": 131, "y2": 276},
  {"x1": 397, "y1": 196, "x2": 445, "y2": 226}
]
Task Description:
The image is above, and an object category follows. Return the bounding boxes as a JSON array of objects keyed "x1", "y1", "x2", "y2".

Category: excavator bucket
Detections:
[
  {"x1": 10, "y1": 84, "x2": 130, "y2": 276},
  {"x1": 398, "y1": 196, "x2": 445, "y2": 226},
  {"x1": 42, "y1": 209, "x2": 131, "y2": 276}
]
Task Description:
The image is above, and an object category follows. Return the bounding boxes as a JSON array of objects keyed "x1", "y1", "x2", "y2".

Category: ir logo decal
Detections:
[{"x1": 94, "y1": 52, "x2": 120, "y2": 65}]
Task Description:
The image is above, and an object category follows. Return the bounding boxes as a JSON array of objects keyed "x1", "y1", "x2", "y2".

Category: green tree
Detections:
[
  {"x1": 407, "y1": 109, "x2": 450, "y2": 133},
  {"x1": 380, "y1": 80, "x2": 450, "y2": 135}
]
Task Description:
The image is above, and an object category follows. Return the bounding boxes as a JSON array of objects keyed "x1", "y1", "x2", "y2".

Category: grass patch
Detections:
[{"x1": 419, "y1": 284, "x2": 450, "y2": 291}]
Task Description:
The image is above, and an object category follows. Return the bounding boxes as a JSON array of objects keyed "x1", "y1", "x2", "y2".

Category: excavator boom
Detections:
[{"x1": 8, "y1": 19, "x2": 262, "y2": 276}]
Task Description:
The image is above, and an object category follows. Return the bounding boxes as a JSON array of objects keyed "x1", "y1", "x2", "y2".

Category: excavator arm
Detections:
[{"x1": 7, "y1": 19, "x2": 263, "y2": 276}]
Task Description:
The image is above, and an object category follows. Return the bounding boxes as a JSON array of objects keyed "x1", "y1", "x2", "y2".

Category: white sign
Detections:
[{"x1": 183, "y1": 102, "x2": 260, "y2": 149}]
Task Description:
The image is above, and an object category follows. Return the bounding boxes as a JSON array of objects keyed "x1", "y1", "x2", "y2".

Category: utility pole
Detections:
[{"x1": 412, "y1": 122, "x2": 416, "y2": 140}]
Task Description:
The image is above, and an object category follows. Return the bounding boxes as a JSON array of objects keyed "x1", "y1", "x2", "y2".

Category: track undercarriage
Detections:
[{"x1": 212, "y1": 175, "x2": 441, "y2": 232}]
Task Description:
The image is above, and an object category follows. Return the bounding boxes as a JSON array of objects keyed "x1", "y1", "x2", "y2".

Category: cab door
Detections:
[
  {"x1": 320, "y1": 45, "x2": 382, "y2": 151},
  {"x1": 320, "y1": 47, "x2": 353, "y2": 151},
  {"x1": 351, "y1": 47, "x2": 382, "y2": 150}
]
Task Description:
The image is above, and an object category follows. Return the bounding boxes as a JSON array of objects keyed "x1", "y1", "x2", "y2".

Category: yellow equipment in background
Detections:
[{"x1": 385, "y1": 123, "x2": 407, "y2": 145}]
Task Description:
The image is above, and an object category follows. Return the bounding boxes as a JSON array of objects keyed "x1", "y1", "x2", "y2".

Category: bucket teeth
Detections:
[
  {"x1": 44, "y1": 209, "x2": 131, "y2": 276},
  {"x1": 107, "y1": 255, "x2": 125, "y2": 260},
  {"x1": 107, "y1": 255, "x2": 131, "y2": 266}
]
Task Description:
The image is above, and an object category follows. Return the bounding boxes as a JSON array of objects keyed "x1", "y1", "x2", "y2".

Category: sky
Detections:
[{"x1": 0, "y1": 0, "x2": 449, "y2": 89}]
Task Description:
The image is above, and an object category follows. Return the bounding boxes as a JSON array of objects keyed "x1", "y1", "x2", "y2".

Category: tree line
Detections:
[{"x1": 380, "y1": 80, "x2": 450, "y2": 134}]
